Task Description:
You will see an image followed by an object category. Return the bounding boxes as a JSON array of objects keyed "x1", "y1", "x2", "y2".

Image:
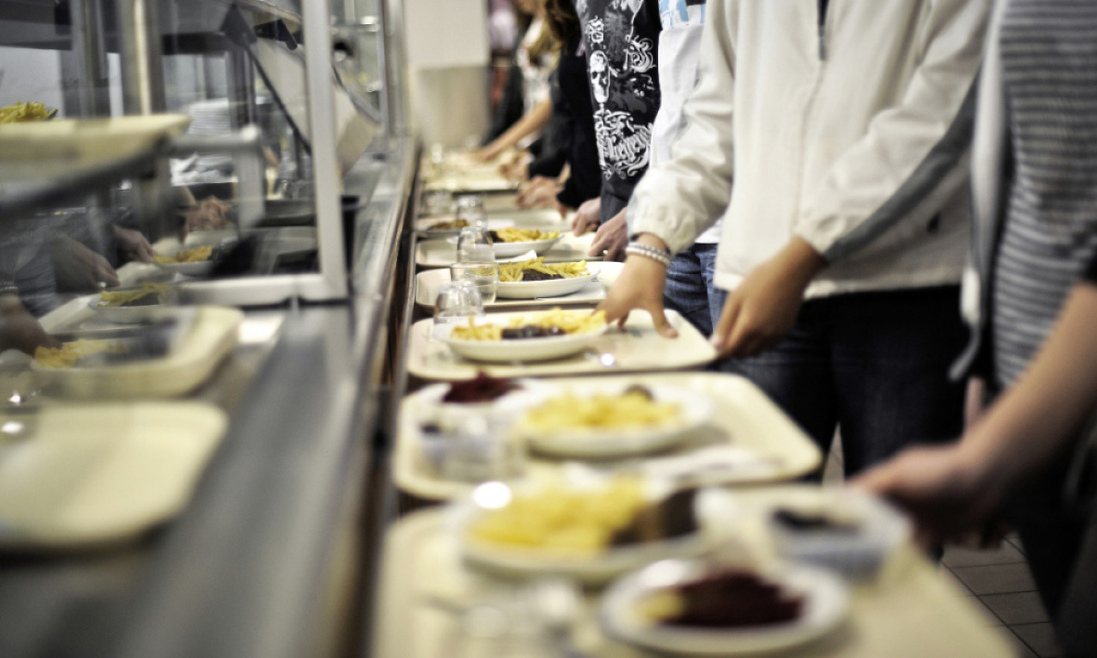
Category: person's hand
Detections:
[
  {"x1": 710, "y1": 237, "x2": 826, "y2": 358},
  {"x1": 590, "y1": 209, "x2": 629, "y2": 262},
  {"x1": 112, "y1": 226, "x2": 154, "y2": 263},
  {"x1": 181, "y1": 196, "x2": 231, "y2": 236},
  {"x1": 597, "y1": 233, "x2": 677, "y2": 338},
  {"x1": 500, "y1": 152, "x2": 532, "y2": 183},
  {"x1": 472, "y1": 142, "x2": 505, "y2": 163},
  {"x1": 571, "y1": 198, "x2": 601, "y2": 236},
  {"x1": 0, "y1": 294, "x2": 58, "y2": 355},
  {"x1": 516, "y1": 176, "x2": 561, "y2": 209},
  {"x1": 853, "y1": 444, "x2": 1005, "y2": 551},
  {"x1": 555, "y1": 200, "x2": 574, "y2": 219},
  {"x1": 50, "y1": 236, "x2": 120, "y2": 291}
]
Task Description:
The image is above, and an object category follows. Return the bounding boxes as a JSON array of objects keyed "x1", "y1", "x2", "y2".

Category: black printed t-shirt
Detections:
[{"x1": 577, "y1": 0, "x2": 662, "y2": 222}]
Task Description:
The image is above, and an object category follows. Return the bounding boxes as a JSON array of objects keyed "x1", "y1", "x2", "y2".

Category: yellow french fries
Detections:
[
  {"x1": 450, "y1": 308, "x2": 606, "y2": 341},
  {"x1": 498, "y1": 258, "x2": 588, "y2": 282}
]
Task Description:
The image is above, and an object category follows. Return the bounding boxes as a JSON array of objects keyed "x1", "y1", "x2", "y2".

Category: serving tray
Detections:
[
  {"x1": 406, "y1": 309, "x2": 716, "y2": 381},
  {"x1": 394, "y1": 372, "x2": 823, "y2": 501},
  {"x1": 415, "y1": 261, "x2": 624, "y2": 309}
]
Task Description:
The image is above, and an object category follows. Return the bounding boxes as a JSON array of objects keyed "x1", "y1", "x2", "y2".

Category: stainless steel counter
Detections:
[{"x1": 0, "y1": 138, "x2": 416, "y2": 658}]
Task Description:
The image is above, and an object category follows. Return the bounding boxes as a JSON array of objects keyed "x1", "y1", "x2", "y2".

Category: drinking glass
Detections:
[
  {"x1": 429, "y1": 142, "x2": 447, "y2": 178},
  {"x1": 423, "y1": 189, "x2": 454, "y2": 215},
  {"x1": 457, "y1": 226, "x2": 495, "y2": 263},
  {"x1": 441, "y1": 416, "x2": 526, "y2": 484},
  {"x1": 451, "y1": 262, "x2": 499, "y2": 304},
  {"x1": 456, "y1": 195, "x2": 487, "y2": 226},
  {"x1": 433, "y1": 280, "x2": 483, "y2": 340}
]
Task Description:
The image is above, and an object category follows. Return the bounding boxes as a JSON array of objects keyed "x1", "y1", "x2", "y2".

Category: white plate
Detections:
[
  {"x1": 154, "y1": 260, "x2": 214, "y2": 277},
  {"x1": 88, "y1": 291, "x2": 174, "y2": 324},
  {"x1": 444, "y1": 234, "x2": 564, "y2": 258},
  {"x1": 764, "y1": 487, "x2": 912, "y2": 581},
  {"x1": 416, "y1": 217, "x2": 516, "y2": 237},
  {"x1": 508, "y1": 383, "x2": 715, "y2": 458},
  {"x1": 495, "y1": 271, "x2": 596, "y2": 299},
  {"x1": 441, "y1": 320, "x2": 606, "y2": 363},
  {"x1": 492, "y1": 236, "x2": 563, "y2": 258},
  {"x1": 153, "y1": 243, "x2": 217, "y2": 277},
  {"x1": 600, "y1": 559, "x2": 850, "y2": 655},
  {"x1": 457, "y1": 488, "x2": 709, "y2": 583}
]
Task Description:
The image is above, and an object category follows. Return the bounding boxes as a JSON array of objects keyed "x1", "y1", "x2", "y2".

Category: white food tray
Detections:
[
  {"x1": 373, "y1": 505, "x2": 1013, "y2": 658},
  {"x1": 406, "y1": 309, "x2": 716, "y2": 381},
  {"x1": 394, "y1": 372, "x2": 822, "y2": 501},
  {"x1": 30, "y1": 305, "x2": 243, "y2": 399},
  {"x1": 422, "y1": 175, "x2": 518, "y2": 193},
  {"x1": 0, "y1": 402, "x2": 227, "y2": 551},
  {"x1": 415, "y1": 261, "x2": 624, "y2": 309}
]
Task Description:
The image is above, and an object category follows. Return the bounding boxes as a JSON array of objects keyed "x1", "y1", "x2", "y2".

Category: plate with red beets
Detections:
[{"x1": 600, "y1": 557, "x2": 849, "y2": 655}]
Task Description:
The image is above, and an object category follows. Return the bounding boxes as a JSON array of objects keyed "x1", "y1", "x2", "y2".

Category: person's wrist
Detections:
[
  {"x1": 634, "y1": 232, "x2": 670, "y2": 254},
  {"x1": 780, "y1": 237, "x2": 827, "y2": 286},
  {"x1": 625, "y1": 243, "x2": 671, "y2": 268},
  {"x1": 953, "y1": 437, "x2": 1010, "y2": 506}
]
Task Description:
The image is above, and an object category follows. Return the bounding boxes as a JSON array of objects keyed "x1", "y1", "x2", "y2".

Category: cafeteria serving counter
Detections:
[{"x1": 0, "y1": 138, "x2": 416, "y2": 658}]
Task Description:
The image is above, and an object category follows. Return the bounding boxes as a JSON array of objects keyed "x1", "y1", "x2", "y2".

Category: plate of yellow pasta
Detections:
[
  {"x1": 442, "y1": 308, "x2": 607, "y2": 362},
  {"x1": 89, "y1": 283, "x2": 174, "y2": 323},
  {"x1": 488, "y1": 228, "x2": 566, "y2": 258},
  {"x1": 153, "y1": 245, "x2": 215, "y2": 276},
  {"x1": 506, "y1": 383, "x2": 715, "y2": 458},
  {"x1": 495, "y1": 258, "x2": 596, "y2": 299},
  {"x1": 445, "y1": 228, "x2": 563, "y2": 257},
  {"x1": 458, "y1": 477, "x2": 709, "y2": 582}
]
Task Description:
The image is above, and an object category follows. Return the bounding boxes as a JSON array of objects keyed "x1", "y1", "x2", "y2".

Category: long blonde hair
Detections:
[{"x1": 525, "y1": 1, "x2": 561, "y2": 63}]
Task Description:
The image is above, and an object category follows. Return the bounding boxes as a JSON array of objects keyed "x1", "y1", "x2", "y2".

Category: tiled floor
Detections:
[
  {"x1": 942, "y1": 537, "x2": 1061, "y2": 657},
  {"x1": 822, "y1": 438, "x2": 1062, "y2": 657}
]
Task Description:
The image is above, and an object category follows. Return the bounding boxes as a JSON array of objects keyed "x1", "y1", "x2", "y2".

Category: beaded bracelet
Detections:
[{"x1": 625, "y1": 243, "x2": 672, "y2": 267}]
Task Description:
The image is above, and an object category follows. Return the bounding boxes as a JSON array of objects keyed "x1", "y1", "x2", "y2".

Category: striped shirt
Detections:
[{"x1": 992, "y1": 0, "x2": 1097, "y2": 388}]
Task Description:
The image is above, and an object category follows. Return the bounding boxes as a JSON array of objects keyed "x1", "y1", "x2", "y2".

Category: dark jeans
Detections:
[
  {"x1": 713, "y1": 285, "x2": 967, "y2": 477},
  {"x1": 664, "y1": 243, "x2": 720, "y2": 337}
]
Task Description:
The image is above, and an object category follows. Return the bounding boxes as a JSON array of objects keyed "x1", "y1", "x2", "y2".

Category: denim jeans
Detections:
[
  {"x1": 713, "y1": 285, "x2": 967, "y2": 477},
  {"x1": 664, "y1": 243, "x2": 720, "y2": 337}
]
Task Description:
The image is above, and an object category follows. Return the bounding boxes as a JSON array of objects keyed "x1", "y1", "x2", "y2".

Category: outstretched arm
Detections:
[
  {"x1": 856, "y1": 282, "x2": 1097, "y2": 547},
  {"x1": 474, "y1": 98, "x2": 553, "y2": 163}
]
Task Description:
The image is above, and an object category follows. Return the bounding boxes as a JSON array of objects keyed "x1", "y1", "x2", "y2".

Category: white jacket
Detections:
[{"x1": 629, "y1": 0, "x2": 992, "y2": 297}]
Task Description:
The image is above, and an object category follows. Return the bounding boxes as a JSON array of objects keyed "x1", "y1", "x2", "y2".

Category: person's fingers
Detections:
[
  {"x1": 849, "y1": 461, "x2": 900, "y2": 496},
  {"x1": 646, "y1": 302, "x2": 678, "y2": 338},
  {"x1": 40, "y1": 330, "x2": 61, "y2": 350},
  {"x1": 572, "y1": 212, "x2": 596, "y2": 236},
  {"x1": 573, "y1": 216, "x2": 590, "y2": 236},
  {"x1": 729, "y1": 333, "x2": 762, "y2": 358},
  {"x1": 710, "y1": 297, "x2": 741, "y2": 355},
  {"x1": 98, "y1": 259, "x2": 121, "y2": 287},
  {"x1": 605, "y1": 240, "x2": 626, "y2": 262}
]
